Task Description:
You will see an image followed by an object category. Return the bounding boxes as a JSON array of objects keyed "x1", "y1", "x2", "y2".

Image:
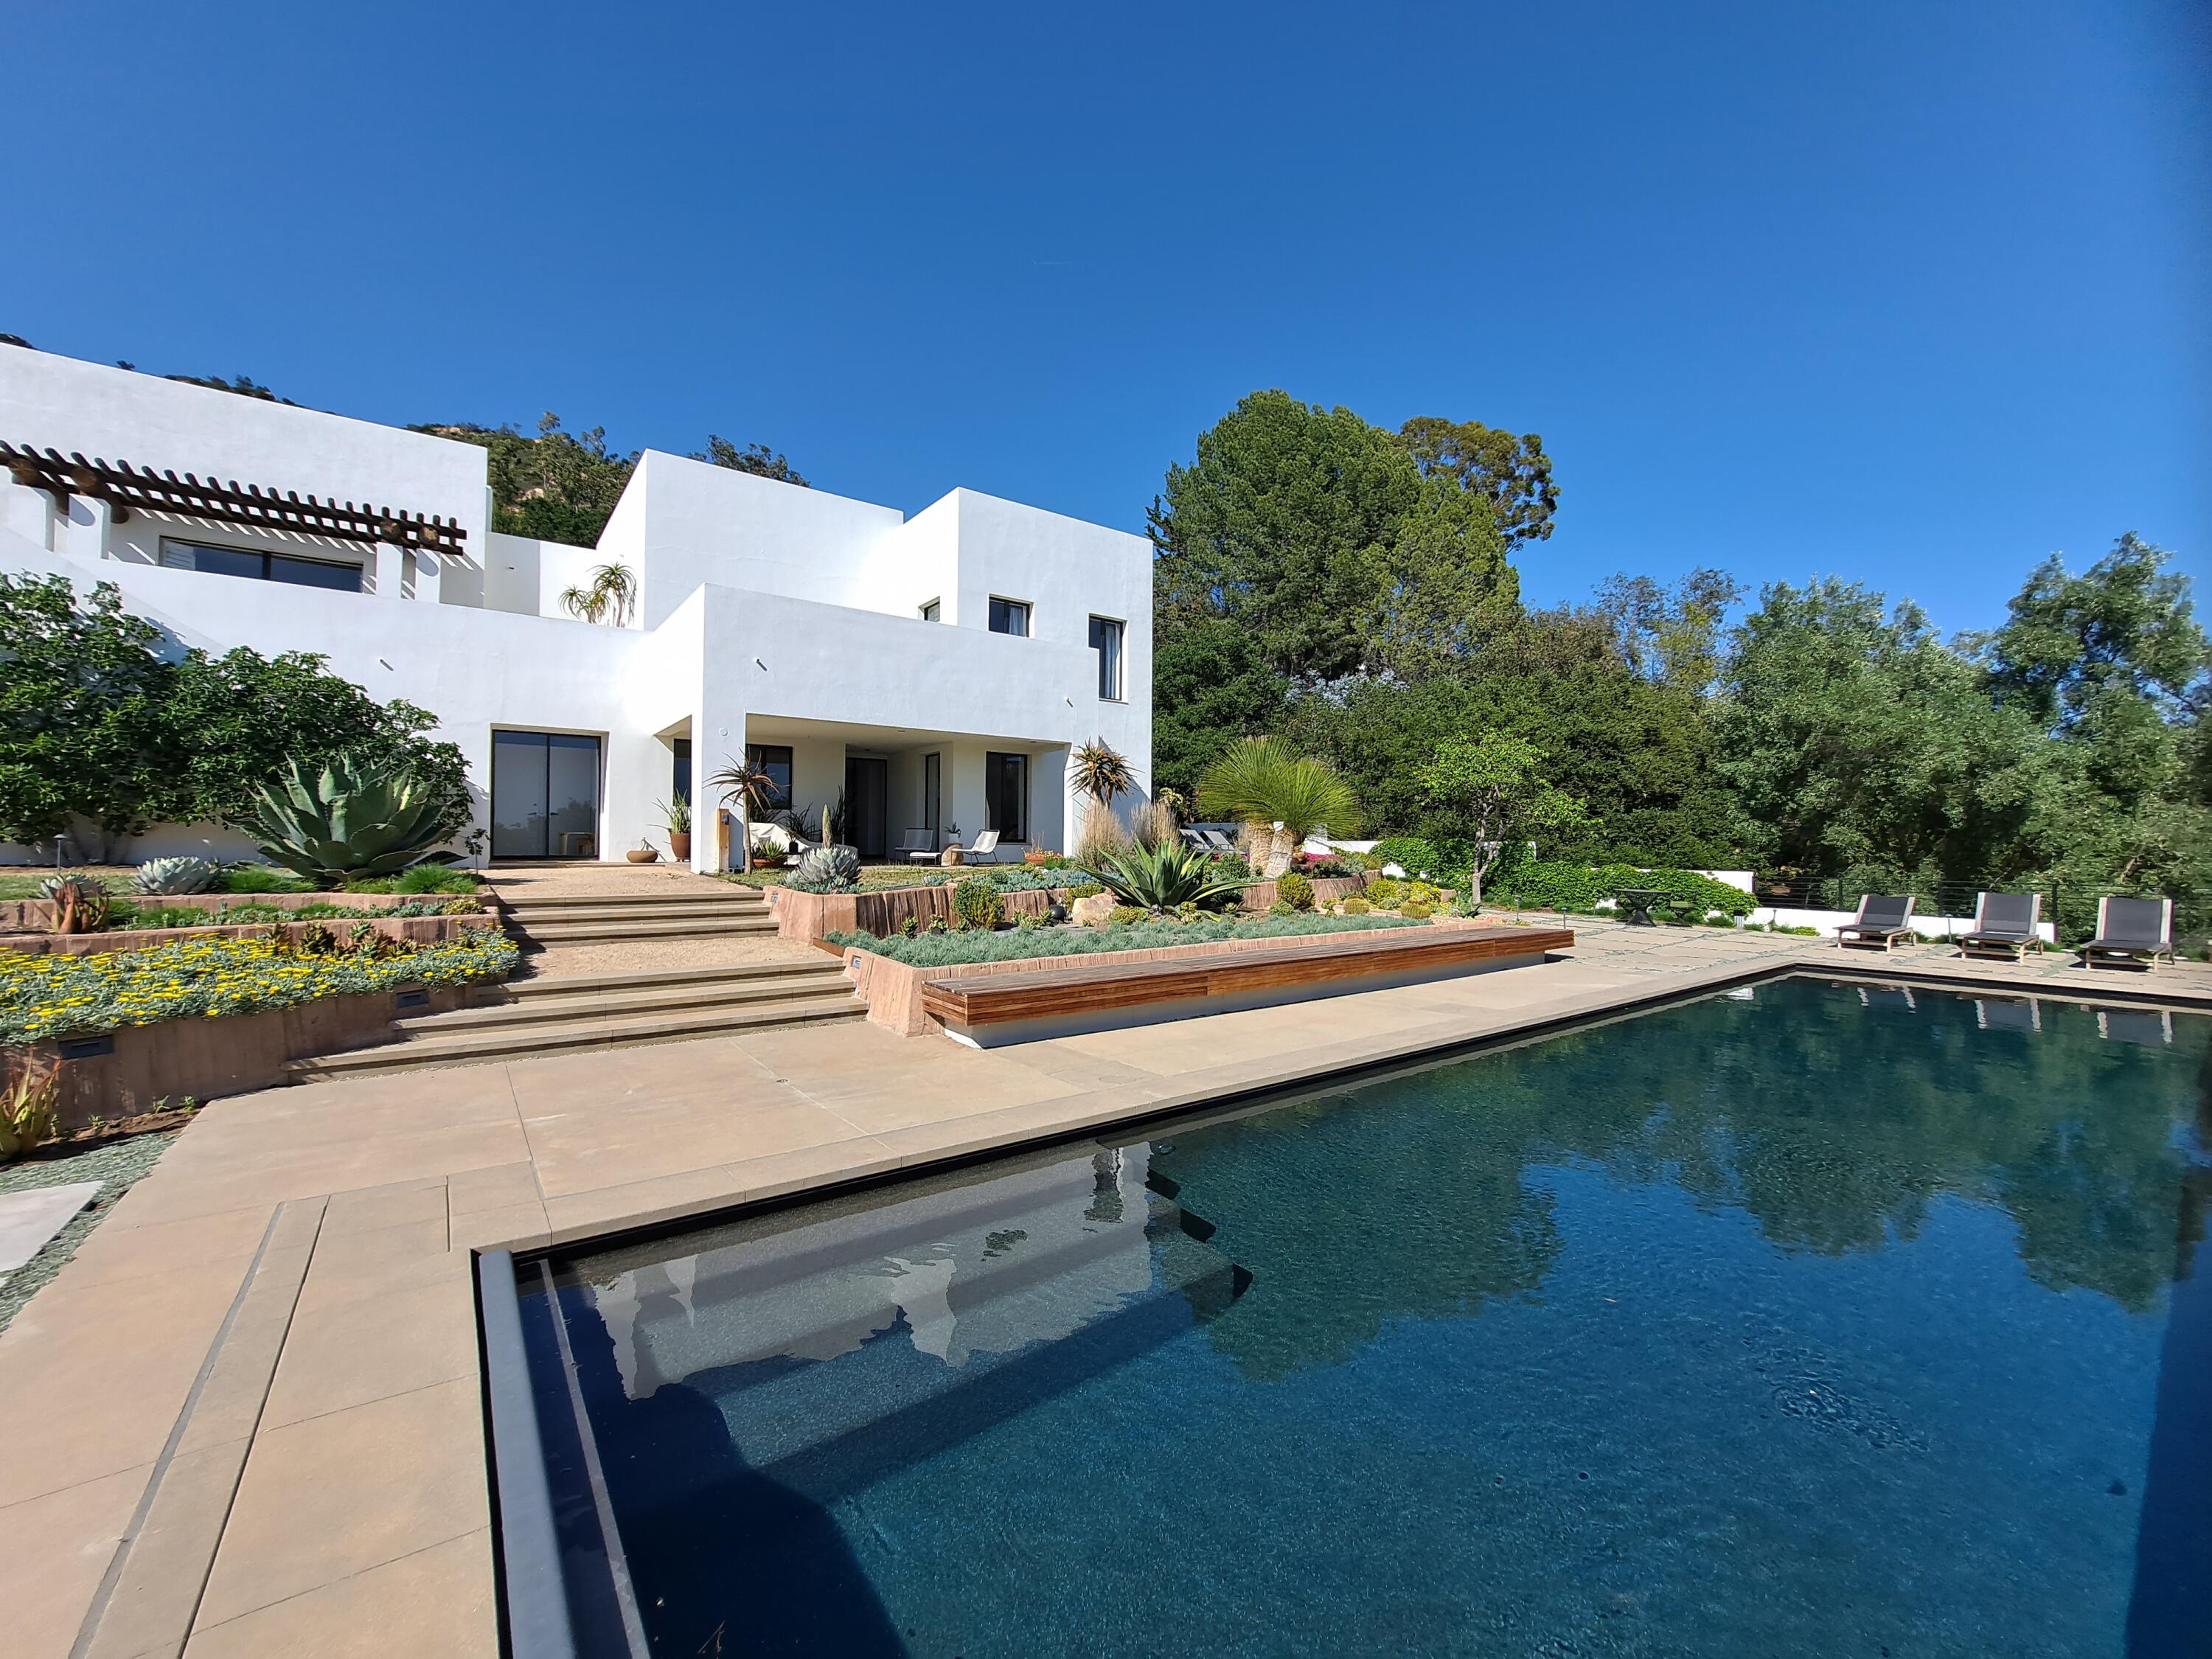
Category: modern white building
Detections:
[{"x1": 0, "y1": 347, "x2": 1152, "y2": 870}]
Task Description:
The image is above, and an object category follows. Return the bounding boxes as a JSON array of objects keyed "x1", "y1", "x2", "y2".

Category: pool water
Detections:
[{"x1": 518, "y1": 978, "x2": 2212, "y2": 1657}]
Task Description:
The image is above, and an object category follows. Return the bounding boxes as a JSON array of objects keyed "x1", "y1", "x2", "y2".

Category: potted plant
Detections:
[
  {"x1": 1024, "y1": 846, "x2": 1057, "y2": 868},
  {"x1": 661, "y1": 797, "x2": 693, "y2": 862},
  {"x1": 627, "y1": 841, "x2": 659, "y2": 863},
  {"x1": 749, "y1": 835, "x2": 788, "y2": 869}
]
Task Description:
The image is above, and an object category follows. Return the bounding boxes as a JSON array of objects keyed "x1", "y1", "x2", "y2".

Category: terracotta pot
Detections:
[
  {"x1": 669, "y1": 832, "x2": 692, "y2": 860},
  {"x1": 1023, "y1": 849, "x2": 1052, "y2": 867},
  {"x1": 626, "y1": 848, "x2": 658, "y2": 863}
]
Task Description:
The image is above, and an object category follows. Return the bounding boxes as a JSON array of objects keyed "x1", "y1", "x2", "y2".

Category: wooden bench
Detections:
[{"x1": 919, "y1": 924, "x2": 1574, "y2": 1046}]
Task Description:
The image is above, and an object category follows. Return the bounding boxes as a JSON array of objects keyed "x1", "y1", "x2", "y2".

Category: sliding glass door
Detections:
[{"x1": 492, "y1": 731, "x2": 602, "y2": 859}]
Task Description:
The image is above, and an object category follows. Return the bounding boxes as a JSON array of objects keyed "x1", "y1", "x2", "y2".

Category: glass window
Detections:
[
  {"x1": 985, "y1": 751, "x2": 1029, "y2": 843},
  {"x1": 672, "y1": 738, "x2": 692, "y2": 805},
  {"x1": 923, "y1": 752, "x2": 941, "y2": 840},
  {"x1": 988, "y1": 597, "x2": 1030, "y2": 637},
  {"x1": 746, "y1": 744, "x2": 794, "y2": 811},
  {"x1": 919, "y1": 599, "x2": 940, "y2": 622},
  {"x1": 1089, "y1": 616, "x2": 1124, "y2": 700},
  {"x1": 160, "y1": 538, "x2": 362, "y2": 592}
]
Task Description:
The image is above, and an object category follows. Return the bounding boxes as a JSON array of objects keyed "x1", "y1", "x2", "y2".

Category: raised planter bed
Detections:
[
  {"x1": 0, "y1": 888, "x2": 483, "y2": 932},
  {"x1": 768, "y1": 883, "x2": 1067, "y2": 941},
  {"x1": 843, "y1": 919, "x2": 1572, "y2": 1042},
  {"x1": 0, "y1": 914, "x2": 496, "y2": 958},
  {"x1": 1, "y1": 981, "x2": 484, "y2": 1127},
  {"x1": 1238, "y1": 874, "x2": 1368, "y2": 911}
]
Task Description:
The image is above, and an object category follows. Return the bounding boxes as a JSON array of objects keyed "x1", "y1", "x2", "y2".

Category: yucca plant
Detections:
[
  {"x1": 132, "y1": 856, "x2": 220, "y2": 896},
  {"x1": 1197, "y1": 739, "x2": 1361, "y2": 876},
  {"x1": 40, "y1": 874, "x2": 110, "y2": 935},
  {"x1": 0, "y1": 1063, "x2": 59, "y2": 1163},
  {"x1": 1077, "y1": 840, "x2": 1251, "y2": 912},
  {"x1": 245, "y1": 753, "x2": 460, "y2": 887}
]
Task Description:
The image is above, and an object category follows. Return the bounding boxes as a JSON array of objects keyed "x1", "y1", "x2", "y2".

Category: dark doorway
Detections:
[
  {"x1": 844, "y1": 757, "x2": 888, "y2": 860},
  {"x1": 672, "y1": 737, "x2": 692, "y2": 806},
  {"x1": 492, "y1": 731, "x2": 602, "y2": 859}
]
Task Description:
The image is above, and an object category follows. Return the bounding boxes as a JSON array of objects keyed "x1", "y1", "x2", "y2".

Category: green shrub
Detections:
[
  {"x1": 1267, "y1": 900, "x2": 1296, "y2": 917},
  {"x1": 1108, "y1": 905, "x2": 1148, "y2": 926},
  {"x1": 1400, "y1": 900, "x2": 1433, "y2": 919},
  {"x1": 897, "y1": 914, "x2": 920, "y2": 938},
  {"x1": 220, "y1": 865, "x2": 315, "y2": 894},
  {"x1": 1373, "y1": 836, "x2": 1441, "y2": 878},
  {"x1": 952, "y1": 878, "x2": 1002, "y2": 931},
  {"x1": 1066, "y1": 881, "x2": 1105, "y2": 900},
  {"x1": 1489, "y1": 861, "x2": 1754, "y2": 919},
  {"x1": 1275, "y1": 871, "x2": 1315, "y2": 910},
  {"x1": 1016, "y1": 911, "x2": 1047, "y2": 931},
  {"x1": 1079, "y1": 841, "x2": 1249, "y2": 911},
  {"x1": 1366, "y1": 876, "x2": 1404, "y2": 906},
  {"x1": 347, "y1": 865, "x2": 479, "y2": 895},
  {"x1": 1342, "y1": 895, "x2": 1371, "y2": 914},
  {"x1": 1360, "y1": 850, "x2": 1385, "y2": 870}
]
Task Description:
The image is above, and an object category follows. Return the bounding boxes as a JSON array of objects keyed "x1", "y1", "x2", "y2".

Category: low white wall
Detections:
[{"x1": 1750, "y1": 905, "x2": 2058, "y2": 942}]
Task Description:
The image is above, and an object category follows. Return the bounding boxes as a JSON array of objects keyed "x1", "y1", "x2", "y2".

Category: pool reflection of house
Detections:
[{"x1": 588, "y1": 1147, "x2": 1164, "y2": 1402}]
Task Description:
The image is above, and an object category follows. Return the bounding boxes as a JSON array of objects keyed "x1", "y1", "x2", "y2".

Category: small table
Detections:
[{"x1": 1612, "y1": 888, "x2": 1665, "y2": 927}]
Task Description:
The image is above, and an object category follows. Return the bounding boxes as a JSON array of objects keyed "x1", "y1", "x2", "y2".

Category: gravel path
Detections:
[{"x1": 0, "y1": 1129, "x2": 179, "y2": 1333}]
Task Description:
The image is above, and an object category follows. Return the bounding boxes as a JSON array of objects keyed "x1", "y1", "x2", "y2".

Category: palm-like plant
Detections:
[
  {"x1": 1070, "y1": 737, "x2": 1137, "y2": 848},
  {"x1": 1077, "y1": 840, "x2": 1251, "y2": 911},
  {"x1": 559, "y1": 562, "x2": 639, "y2": 627},
  {"x1": 246, "y1": 753, "x2": 460, "y2": 886},
  {"x1": 707, "y1": 755, "x2": 780, "y2": 872},
  {"x1": 1197, "y1": 739, "x2": 1360, "y2": 877}
]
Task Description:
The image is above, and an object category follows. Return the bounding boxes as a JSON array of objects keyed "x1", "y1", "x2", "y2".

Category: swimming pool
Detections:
[{"x1": 501, "y1": 977, "x2": 2211, "y2": 1657}]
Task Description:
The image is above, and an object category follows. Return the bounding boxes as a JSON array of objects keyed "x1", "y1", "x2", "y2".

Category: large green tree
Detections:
[
  {"x1": 1394, "y1": 416, "x2": 1559, "y2": 550},
  {"x1": 1150, "y1": 620, "x2": 1291, "y2": 801},
  {"x1": 0, "y1": 575, "x2": 476, "y2": 856},
  {"x1": 1150, "y1": 391, "x2": 1416, "y2": 681}
]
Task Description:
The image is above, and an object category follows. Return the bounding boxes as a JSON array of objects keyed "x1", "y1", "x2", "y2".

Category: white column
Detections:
[
  {"x1": 373, "y1": 540, "x2": 404, "y2": 599},
  {"x1": 65, "y1": 496, "x2": 115, "y2": 562},
  {"x1": 410, "y1": 549, "x2": 443, "y2": 605}
]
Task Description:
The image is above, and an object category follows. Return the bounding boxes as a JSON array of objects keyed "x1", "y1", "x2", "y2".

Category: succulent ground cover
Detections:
[{"x1": 0, "y1": 929, "x2": 518, "y2": 1043}]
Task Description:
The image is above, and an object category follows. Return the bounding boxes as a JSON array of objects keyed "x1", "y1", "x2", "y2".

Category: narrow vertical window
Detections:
[{"x1": 1089, "y1": 616, "x2": 1124, "y2": 700}]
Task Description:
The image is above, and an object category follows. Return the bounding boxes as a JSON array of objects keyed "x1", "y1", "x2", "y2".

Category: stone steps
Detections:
[
  {"x1": 400, "y1": 968, "x2": 849, "y2": 1034},
  {"x1": 494, "y1": 885, "x2": 776, "y2": 947}
]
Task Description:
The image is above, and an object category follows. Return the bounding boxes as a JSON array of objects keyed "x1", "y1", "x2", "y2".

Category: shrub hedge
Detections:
[{"x1": 1489, "y1": 861, "x2": 1753, "y2": 918}]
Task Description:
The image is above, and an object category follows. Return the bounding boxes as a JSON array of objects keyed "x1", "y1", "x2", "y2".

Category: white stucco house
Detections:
[{"x1": 0, "y1": 348, "x2": 1152, "y2": 871}]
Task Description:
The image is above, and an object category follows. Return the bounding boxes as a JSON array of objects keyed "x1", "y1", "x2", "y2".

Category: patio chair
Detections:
[
  {"x1": 965, "y1": 830, "x2": 1002, "y2": 865},
  {"x1": 2077, "y1": 896, "x2": 2176, "y2": 973},
  {"x1": 896, "y1": 828, "x2": 936, "y2": 863},
  {"x1": 1836, "y1": 894, "x2": 1916, "y2": 952},
  {"x1": 1201, "y1": 829, "x2": 1238, "y2": 855},
  {"x1": 1956, "y1": 891, "x2": 2042, "y2": 962}
]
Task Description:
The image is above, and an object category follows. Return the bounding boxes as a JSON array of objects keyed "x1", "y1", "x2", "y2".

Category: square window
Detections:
[
  {"x1": 919, "y1": 599, "x2": 940, "y2": 622},
  {"x1": 988, "y1": 597, "x2": 1030, "y2": 637}
]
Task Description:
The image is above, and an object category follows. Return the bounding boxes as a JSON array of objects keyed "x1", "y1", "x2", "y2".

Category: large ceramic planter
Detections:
[
  {"x1": 627, "y1": 849, "x2": 658, "y2": 863},
  {"x1": 669, "y1": 832, "x2": 692, "y2": 861}
]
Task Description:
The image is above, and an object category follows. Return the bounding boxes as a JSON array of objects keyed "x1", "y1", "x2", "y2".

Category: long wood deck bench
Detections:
[{"x1": 919, "y1": 923, "x2": 1574, "y2": 1046}]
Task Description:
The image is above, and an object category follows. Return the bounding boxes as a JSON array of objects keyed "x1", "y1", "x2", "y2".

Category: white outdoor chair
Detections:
[
  {"x1": 896, "y1": 828, "x2": 936, "y2": 863},
  {"x1": 966, "y1": 830, "x2": 1002, "y2": 864}
]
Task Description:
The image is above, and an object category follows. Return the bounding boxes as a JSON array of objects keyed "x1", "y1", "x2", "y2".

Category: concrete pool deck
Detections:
[{"x1": 4, "y1": 919, "x2": 2208, "y2": 1657}]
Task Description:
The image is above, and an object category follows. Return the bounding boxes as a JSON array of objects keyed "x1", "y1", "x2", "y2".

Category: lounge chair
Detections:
[
  {"x1": 964, "y1": 830, "x2": 1003, "y2": 865},
  {"x1": 1836, "y1": 894, "x2": 1916, "y2": 952},
  {"x1": 897, "y1": 828, "x2": 937, "y2": 864},
  {"x1": 1201, "y1": 829, "x2": 1238, "y2": 855},
  {"x1": 2078, "y1": 896, "x2": 2176, "y2": 973},
  {"x1": 1956, "y1": 892, "x2": 2042, "y2": 962}
]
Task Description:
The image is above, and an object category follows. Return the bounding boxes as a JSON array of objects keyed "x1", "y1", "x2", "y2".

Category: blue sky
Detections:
[{"x1": 3, "y1": 1, "x2": 2203, "y2": 633}]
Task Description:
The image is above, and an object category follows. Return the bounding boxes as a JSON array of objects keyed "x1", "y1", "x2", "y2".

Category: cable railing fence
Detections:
[{"x1": 1753, "y1": 876, "x2": 2209, "y2": 958}]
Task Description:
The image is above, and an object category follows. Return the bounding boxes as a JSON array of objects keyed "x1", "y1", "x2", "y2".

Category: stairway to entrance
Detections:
[
  {"x1": 495, "y1": 882, "x2": 779, "y2": 948},
  {"x1": 282, "y1": 957, "x2": 862, "y2": 1080}
]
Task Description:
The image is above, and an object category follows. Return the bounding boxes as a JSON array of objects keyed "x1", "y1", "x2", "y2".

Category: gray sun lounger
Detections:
[
  {"x1": 1957, "y1": 891, "x2": 2042, "y2": 962},
  {"x1": 1836, "y1": 894, "x2": 1916, "y2": 952},
  {"x1": 2078, "y1": 896, "x2": 2176, "y2": 972}
]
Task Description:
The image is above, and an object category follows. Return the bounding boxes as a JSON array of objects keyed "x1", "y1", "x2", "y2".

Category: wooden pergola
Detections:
[{"x1": 0, "y1": 441, "x2": 468, "y2": 557}]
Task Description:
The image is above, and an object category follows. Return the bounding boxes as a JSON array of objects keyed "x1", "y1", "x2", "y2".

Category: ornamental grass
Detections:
[{"x1": 0, "y1": 930, "x2": 519, "y2": 1045}]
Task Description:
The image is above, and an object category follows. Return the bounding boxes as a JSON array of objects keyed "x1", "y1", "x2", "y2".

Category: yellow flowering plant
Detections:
[{"x1": 0, "y1": 931, "x2": 519, "y2": 1045}]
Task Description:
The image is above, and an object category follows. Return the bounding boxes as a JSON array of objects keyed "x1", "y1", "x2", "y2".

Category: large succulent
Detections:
[
  {"x1": 1077, "y1": 841, "x2": 1251, "y2": 913},
  {"x1": 131, "y1": 856, "x2": 220, "y2": 896},
  {"x1": 787, "y1": 844, "x2": 860, "y2": 893},
  {"x1": 245, "y1": 753, "x2": 461, "y2": 886}
]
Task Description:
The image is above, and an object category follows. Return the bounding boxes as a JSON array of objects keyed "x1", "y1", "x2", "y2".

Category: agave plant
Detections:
[
  {"x1": 787, "y1": 844, "x2": 860, "y2": 893},
  {"x1": 1197, "y1": 739, "x2": 1360, "y2": 877},
  {"x1": 1077, "y1": 840, "x2": 1250, "y2": 912},
  {"x1": 131, "y1": 856, "x2": 220, "y2": 896},
  {"x1": 245, "y1": 753, "x2": 461, "y2": 886}
]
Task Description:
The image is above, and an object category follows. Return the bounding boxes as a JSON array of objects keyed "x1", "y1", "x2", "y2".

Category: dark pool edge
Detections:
[{"x1": 476, "y1": 1248, "x2": 579, "y2": 1659}]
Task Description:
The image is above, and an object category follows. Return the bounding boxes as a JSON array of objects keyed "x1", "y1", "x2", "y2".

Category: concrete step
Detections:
[
  {"x1": 496, "y1": 890, "x2": 766, "y2": 914},
  {"x1": 511, "y1": 916, "x2": 779, "y2": 944},
  {"x1": 282, "y1": 993, "x2": 865, "y2": 1080},
  {"x1": 403, "y1": 972, "x2": 849, "y2": 1034},
  {"x1": 504, "y1": 904, "x2": 768, "y2": 926},
  {"x1": 500, "y1": 959, "x2": 830, "y2": 1000}
]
